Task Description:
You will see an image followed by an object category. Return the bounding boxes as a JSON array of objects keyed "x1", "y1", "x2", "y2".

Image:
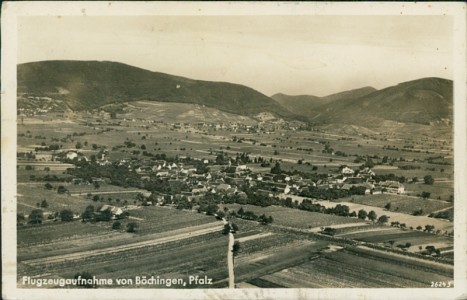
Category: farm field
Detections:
[
  {"x1": 278, "y1": 195, "x2": 454, "y2": 232},
  {"x1": 15, "y1": 101, "x2": 455, "y2": 290},
  {"x1": 17, "y1": 207, "x2": 228, "y2": 288},
  {"x1": 17, "y1": 183, "x2": 92, "y2": 215},
  {"x1": 18, "y1": 231, "x2": 229, "y2": 288},
  {"x1": 18, "y1": 207, "x2": 222, "y2": 259},
  {"x1": 404, "y1": 181, "x2": 454, "y2": 201},
  {"x1": 317, "y1": 199, "x2": 453, "y2": 232},
  {"x1": 251, "y1": 246, "x2": 453, "y2": 288},
  {"x1": 221, "y1": 204, "x2": 365, "y2": 229},
  {"x1": 17, "y1": 179, "x2": 152, "y2": 216},
  {"x1": 339, "y1": 228, "x2": 453, "y2": 250},
  {"x1": 340, "y1": 194, "x2": 453, "y2": 215}
]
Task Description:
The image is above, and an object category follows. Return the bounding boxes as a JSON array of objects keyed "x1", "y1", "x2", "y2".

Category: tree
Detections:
[
  {"x1": 17, "y1": 213, "x2": 26, "y2": 224},
  {"x1": 222, "y1": 222, "x2": 239, "y2": 234},
  {"x1": 28, "y1": 209, "x2": 43, "y2": 224},
  {"x1": 112, "y1": 221, "x2": 121, "y2": 230},
  {"x1": 97, "y1": 208, "x2": 112, "y2": 222},
  {"x1": 127, "y1": 222, "x2": 138, "y2": 233},
  {"x1": 357, "y1": 209, "x2": 368, "y2": 220},
  {"x1": 75, "y1": 142, "x2": 82, "y2": 149},
  {"x1": 424, "y1": 175, "x2": 434, "y2": 185},
  {"x1": 259, "y1": 214, "x2": 273, "y2": 225},
  {"x1": 205, "y1": 203, "x2": 219, "y2": 216},
  {"x1": 232, "y1": 241, "x2": 241, "y2": 257},
  {"x1": 60, "y1": 209, "x2": 74, "y2": 222},
  {"x1": 57, "y1": 185, "x2": 67, "y2": 194},
  {"x1": 222, "y1": 224, "x2": 231, "y2": 235},
  {"x1": 368, "y1": 210, "x2": 377, "y2": 222},
  {"x1": 384, "y1": 203, "x2": 391, "y2": 210},
  {"x1": 216, "y1": 210, "x2": 226, "y2": 220},
  {"x1": 44, "y1": 183, "x2": 53, "y2": 190},
  {"x1": 270, "y1": 162, "x2": 282, "y2": 174},
  {"x1": 237, "y1": 207, "x2": 245, "y2": 216},
  {"x1": 82, "y1": 205, "x2": 95, "y2": 222},
  {"x1": 377, "y1": 215, "x2": 389, "y2": 224},
  {"x1": 40, "y1": 199, "x2": 49, "y2": 208},
  {"x1": 421, "y1": 191, "x2": 431, "y2": 199},
  {"x1": 120, "y1": 211, "x2": 130, "y2": 219},
  {"x1": 92, "y1": 195, "x2": 100, "y2": 202},
  {"x1": 322, "y1": 227, "x2": 337, "y2": 236}
]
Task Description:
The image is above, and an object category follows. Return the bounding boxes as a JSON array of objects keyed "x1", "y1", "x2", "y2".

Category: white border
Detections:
[{"x1": 2, "y1": 2, "x2": 466, "y2": 300}]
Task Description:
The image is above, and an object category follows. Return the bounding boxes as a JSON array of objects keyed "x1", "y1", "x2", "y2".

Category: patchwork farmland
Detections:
[{"x1": 16, "y1": 97, "x2": 454, "y2": 289}]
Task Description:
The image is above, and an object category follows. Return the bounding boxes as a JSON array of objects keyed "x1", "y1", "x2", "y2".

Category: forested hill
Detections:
[
  {"x1": 272, "y1": 78, "x2": 453, "y2": 126},
  {"x1": 17, "y1": 60, "x2": 299, "y2": 119}
]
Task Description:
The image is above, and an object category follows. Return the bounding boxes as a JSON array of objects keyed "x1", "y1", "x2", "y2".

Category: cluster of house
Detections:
[
  {"x1": 331, "y1": 167, "x2": 405, "y2": 195},
  {"x1": 17, "y1": 96, "x2": 67, "y2": 118},
  {"x1": 90, "y1": 158, "x2": 405, "y2": 203},
  {"x1": 35, "y1": 148, "x2": 405, "y2": 204}
]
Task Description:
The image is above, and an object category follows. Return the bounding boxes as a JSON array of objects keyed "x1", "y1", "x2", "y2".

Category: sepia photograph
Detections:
[{"x1": 2, "y1": 2, "x2": 466, "y2": 300}]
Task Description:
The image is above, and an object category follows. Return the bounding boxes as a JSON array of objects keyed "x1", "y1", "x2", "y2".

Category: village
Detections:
[{"x1": 16, "y1": 103, "x2": 454, "y2": 289}]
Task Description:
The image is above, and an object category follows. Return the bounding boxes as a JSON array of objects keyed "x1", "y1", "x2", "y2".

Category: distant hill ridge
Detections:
[
  {"x1": 18, "y1": 60, "x2": 453, "y2": 126},
  {"x1": 272, "y1": 86, "x2": 377, "y2": 117},
  {"x1": 17, "y1": 60, "x2": 299, "y2": 120},
  {"x1": 272, "y1": 77, "x2": 452, "y2": 126}
]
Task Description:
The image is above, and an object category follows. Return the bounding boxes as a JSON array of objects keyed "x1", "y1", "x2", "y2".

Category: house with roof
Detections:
[
  {"x1": 98, "y1": 205, "x2": 123, "y2": 219},
  {"x1": 359, "y1": 167, "x2": 376, "y2": 178},
  {"x1": 341, "y1": 167, "x2": 355, "y2": 176},
  {"x1": 66, "y1": 151, "x2": 78, "y2": 160},
  {"x1": 380, "y1": 181, "x2": 405, "y2": 194},
  {"x1": 35, "y1": 153, "x2": 53, "y2": 161},
  {"x1": 216, "y1": 183, "x2": 231, "y2": 192}
]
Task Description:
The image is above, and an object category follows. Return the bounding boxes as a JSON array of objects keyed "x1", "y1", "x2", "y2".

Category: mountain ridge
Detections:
[
  {"x1": 272, "y1": 77, "x2": 452, "y2": 126},
  {"x1": 18, "y1": 60, "x2": 453, "y2": 126},
  {"x1": 17, "y1": 60, "x2": 301, "y2": 120},
  {"x1": 271, "y1": 86, "x2": 377, "y2": 117}
]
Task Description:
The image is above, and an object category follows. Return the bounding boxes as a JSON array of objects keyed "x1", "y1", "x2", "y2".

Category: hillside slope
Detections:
[
  {"x1": 272, "y1": 86, "x2": 376, "y2": 117},
  {"x1": 17, "y1": 60, "x2": 297, "y2": 119},
  {"x1": 272, "y1": 78, "x2": 452, "y2": 126},
  {"x1": 312, "y1": 77, "x2": 453, "y2": 126}
]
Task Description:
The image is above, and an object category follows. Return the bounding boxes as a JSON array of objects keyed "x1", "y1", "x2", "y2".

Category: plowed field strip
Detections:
[
  {"x1": 19, "y1": 220, "x2": 221, "y2": 260},
  {"x1": 237, "y1": 232, "x2": 274, "y2": 243},
  {"x1": 22, "y1": 223, "x2": 223, "y2": 266}
]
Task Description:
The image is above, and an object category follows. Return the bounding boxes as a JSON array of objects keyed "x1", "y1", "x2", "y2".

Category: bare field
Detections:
[
  {"x1": 253, "y1": 246, "x2": 453, "y2": 288},
  {"x1": 15, "y1": 106, "x2": 455, "y2": 289},
  {"x1": 340, "y1": 229, "x2": 453, "y2": 249},
  {"x1": 342, "y1": 194, "x2": 453, "y2": 215},
  {"x1": 222, "y1": 204, "x2": 364, "y2": 229}
]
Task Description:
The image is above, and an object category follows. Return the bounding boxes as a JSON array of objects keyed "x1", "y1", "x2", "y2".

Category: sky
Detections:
[{"x1": 18, "y1": 15, "x2": 453, "y2": 97}]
